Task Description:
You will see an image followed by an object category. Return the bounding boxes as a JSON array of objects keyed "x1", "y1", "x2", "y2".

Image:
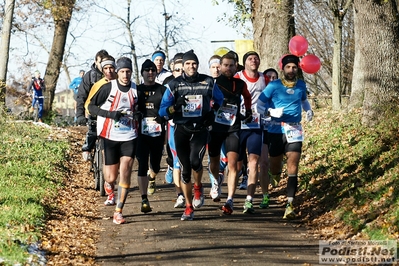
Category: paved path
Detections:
[{"x1": 95, "y1": 159, "x2": 322, "y2": 266}]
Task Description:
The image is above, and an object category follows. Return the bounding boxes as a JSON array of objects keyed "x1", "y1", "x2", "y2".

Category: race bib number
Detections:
[
  {"x1": 141, "y1": 117, "x2": 162, "y2": 137},
  {"x1": 283, "y1": 122, "x2": 304, "y2": 143},
  {"x1": 241, "y1": 105, "x2": 260, "y2": 129},
  {"x1": 114, "y1": 116, "x2": 134, "y2": 132},
  {"x1": 215, "y1": 103, "x2": 237, "y2": 126},
  {"x1": 262, "y1": 116, "x2": 272, "y2": 130},
  {"x1": 182, "y1": 95, "x2": 203, "y2": 117}
]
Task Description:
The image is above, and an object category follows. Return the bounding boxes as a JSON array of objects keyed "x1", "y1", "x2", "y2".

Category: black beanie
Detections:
[
  {"x1": 141, "y1": 59, "x2": 157, "y2": 75},
  {"x1": 243, "y1": 51, "x2": 260, "y2": 64},
  {"x1": 182, "y1": 50, "x2": 199, "y2": 64},
  {"x1": 281, "y1": 54, "x2": 300, "y2": 68}
]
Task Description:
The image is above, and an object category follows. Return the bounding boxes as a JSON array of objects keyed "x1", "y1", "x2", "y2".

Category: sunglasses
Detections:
[
  {"x1": 144, "y1": 68, "x2": 156, "y2": 72},
  {"x1": 174, "y1": 68, "x2": 183, "y2": 72}
]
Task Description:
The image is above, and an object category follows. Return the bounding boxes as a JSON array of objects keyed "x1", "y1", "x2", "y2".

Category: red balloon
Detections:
[
  {"x1": 278, "y1": 54, "x2": 290, "y2": 70},
  {"x1": 299, "y1": 54, "x2": 321, "y2": 74},
  {"x1": 289, "y1": 35, "x2": 308, "y2": 57}
]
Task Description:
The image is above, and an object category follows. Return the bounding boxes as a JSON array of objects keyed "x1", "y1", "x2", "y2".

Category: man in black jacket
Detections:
[{"x1": 75, "y1": 49, "x2": 109, "y2": 161}]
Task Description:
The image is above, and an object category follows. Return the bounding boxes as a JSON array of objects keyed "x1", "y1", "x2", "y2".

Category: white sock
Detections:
[{"x1": 287, "y1": 197, "x2": 294, "y2": 203}]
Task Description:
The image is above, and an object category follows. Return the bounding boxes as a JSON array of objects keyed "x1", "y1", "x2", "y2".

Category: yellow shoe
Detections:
[
  {"x1": 283, "y1": 202, "x2": 296, "y2": 219},
  {"x1": 147, "y1": 177, "x2": 156, "y2": 195},
  {"x1": 29, "y1": 107, "x2": 34, "y2": 113}
]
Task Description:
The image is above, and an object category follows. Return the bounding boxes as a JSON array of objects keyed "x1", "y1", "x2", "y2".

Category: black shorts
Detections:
[
  {"x1": 208, "y1": 131, "x2": 240, "y2": 157},
  {"x1": 102, "y1": 138, "x2": 137, "y2": 165},
  {"x1": 268, "y1": 133, "x2": 302, "y2": 157}
]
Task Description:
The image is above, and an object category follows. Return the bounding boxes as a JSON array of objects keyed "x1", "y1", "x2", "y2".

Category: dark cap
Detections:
[
  {"x1": 182, "y1": 50, "x2": 199, "y2": 64},
  {"x1": 141, "y1": 59, "x2": 157, "y2": 75},
  {"x1": 281, "y1": 54, "x2": 300, "y2": 68},
  {"x1": 116, "y1": 57, "x2": 132, "y2": 73},
  {"x1": 243, "y1": 51, "x2": 260, "y2": 64}
]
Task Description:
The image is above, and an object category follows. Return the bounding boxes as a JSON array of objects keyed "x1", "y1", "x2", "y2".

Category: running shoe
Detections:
[
  {"x1": 165, "y1": 166, "x2": 173, "y2": 184},
  {"x1": 210, "y1": 173, "x2": 223, "y2": 202},
  {"x1": 193, "y1": 184, "x2": 204, "y2": 209},
  {"x1": 238, "y1": 175, "x2": 248, "y2": 190},
  {"x1": 104, "y1": 181, "x2": 114, "y2": 195},
  {"x1": 104, "y1": 193, "x2": 115, "y2": 206},
  {"x1": 141, "y1": 198, "x2": 152, "y2": 213},
  {"x1": 181, "y1": 206, "x2": 194, "y2": 221},
  {"x1": 243, "y1": 199, "x2": 255, "y2": 214},
  {"x1": 259, "y1": 194, "x2": 270, "y2": 209},
  {"x1": 29, "y1": 106, "x2": 34, "y2": 113},
  {"x1": 270, "y1": 173, "x2": 281, "y2": 187},
  {"x1": 283, "y1": 202, "x2": 296, "y2": 219},
  {"x1": 174, "y1": 195, "x2": 186, "y2": 208},
  {"x1": 148, "y1": 177, "x2": 156, "y2": 195},
  {"x1": 222, "y1": 199, "x2": 234, "y2": 215},
  {"x1": 113, "y1": 212, "x2": 126, "y2": 224},
  {"x1": 82, "y1": 151, "x2": 91, "y2": 161}
]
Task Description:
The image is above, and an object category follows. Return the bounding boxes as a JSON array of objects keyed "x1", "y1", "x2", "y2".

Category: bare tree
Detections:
[
  {"x1": 42, "y1": 0, "x2": 76, "y2": 113},
  {"x1": 94, "y1": 0, "x2": 141, "y2": 83},
  {"x1": 0, "y1": 0, "x2": 16, "y2": 106},
  {"x1": 350, "y1": 0, "x2": 399, "y2": 126}
]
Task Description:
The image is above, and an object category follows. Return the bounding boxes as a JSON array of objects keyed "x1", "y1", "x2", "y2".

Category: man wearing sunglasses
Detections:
[{"x1": 135, "y1": 59, "x2": 167, "y2": 213}]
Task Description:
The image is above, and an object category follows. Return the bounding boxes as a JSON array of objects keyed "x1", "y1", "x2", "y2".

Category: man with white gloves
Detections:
[{"x1": 257, "y1": 54, "x2": 313, "y2": 219}]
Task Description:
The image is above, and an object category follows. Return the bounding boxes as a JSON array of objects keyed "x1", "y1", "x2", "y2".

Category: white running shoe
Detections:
[
  {"x1": 193, "y1": 185, "x2": 204, "y2": 209},
  {"x1": 104, "y1": 193, "x2": 115, "y2": 206},
  {"x1": 174, "y1": 195, "x2": 186, "y2": 208}
]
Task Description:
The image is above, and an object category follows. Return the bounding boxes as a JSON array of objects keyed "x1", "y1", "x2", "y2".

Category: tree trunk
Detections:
[
  {"x1": 44, "y1": 0, "x2": 75, "y2": 113},
  {"x1": 252, "y1": 0, "x2": 295, "y2": 71},
  {"x1": 331, "y1": 15, "x2": 342, "y2": 110},
  {"x1": 351, "y1": 0, "x2": 399, "y2": 126},
  {"x1": 0, "y1": 0, "x2": 15, "y2": 106}
]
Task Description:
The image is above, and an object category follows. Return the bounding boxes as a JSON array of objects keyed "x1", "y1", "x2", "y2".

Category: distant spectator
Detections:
[
  {"x1": 27, "y1": 70, "x2": 45, "y2": 123},
  {"x1": 69, "y1": 69, "x2": 85, "y2": 122}
]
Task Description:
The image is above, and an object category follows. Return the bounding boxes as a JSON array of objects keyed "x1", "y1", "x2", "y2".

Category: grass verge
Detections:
[{"x1": 0, "y1": 115, "x2": 69, "y2": 265}]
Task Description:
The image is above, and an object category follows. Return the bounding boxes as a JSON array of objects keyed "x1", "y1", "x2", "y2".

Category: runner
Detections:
[
  {"x1": 208, "y1": 52, "x2": 252, "y2": 214},
  {"x1": 235, "y1": 51, "x2": 269, "y2": 214},
  {"x1": 88, "y1": 57, "x2": 138, "y2": 224},
  {"x1": 257, "y1": 54, "x2": 313, "y2": 219},
  {"x1": 159, "y1": 50, "x2": 223, "y2": 220},
  {"x1": 136, "y1": 59, "x2": 167, "y2": 212}
]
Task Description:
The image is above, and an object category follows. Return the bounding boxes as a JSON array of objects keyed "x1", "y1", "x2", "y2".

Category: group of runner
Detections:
[{"x1": 75, "y1": 48, "x2": 313, "y2": 224}]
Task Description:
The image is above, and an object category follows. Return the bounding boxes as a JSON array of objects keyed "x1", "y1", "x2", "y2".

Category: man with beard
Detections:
[{"x1": 257, "y1": 54, "x2": 314, "y2": 219}]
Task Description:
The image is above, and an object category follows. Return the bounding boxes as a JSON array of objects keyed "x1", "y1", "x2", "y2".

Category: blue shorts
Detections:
[
  {"x1": 167, "y1": 123, "x2": 180, "y2": 169},
  {"x1": 238, "y1": 129, "x2": 262, "y2": 161}
]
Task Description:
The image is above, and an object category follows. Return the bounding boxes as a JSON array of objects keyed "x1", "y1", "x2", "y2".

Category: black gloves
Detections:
[
  {"x1": 174, "y1": 96, "x2": 188, "y2": 112},
  {"x1": 76, "y1": 116, "x2": 87, "y2": 126},
  {"x1": 240, "y1": 109, "x2": 252, "y2": 124},
  {"x1": 107, "y1": 111, "x2": 123, "y2": 121},
  {"x1": 155, "y1": 116, "x2": 164, "y2": 124},
  {"x1": 203, "y1": 111, "x2": 215, "y2": 127},
  {"x1": 134, "y1": 111, "x2": 143, "y2": 121}
]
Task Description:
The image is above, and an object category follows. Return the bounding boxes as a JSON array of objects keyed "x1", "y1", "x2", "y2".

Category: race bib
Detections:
[
  {"x1": 215, "y1": 103, "x2": 237, "y2": 126},
  {"x1": 241, "y1": 105, "x2": 260, "y2": 130},
  {"x1": 283, "y1": 122, "x2": 304, "y2": 143},
  {"x1": 141, "y1": 117, "x2": 162, "y2": 137},
  {"x1": 182, "y1": 95, "x2": 203, "y2": 117},
  {"x1": 262, "y1": 116, "x2": 272, "y2": 130},
  {"x1": 114, "y1": 116, "x2": 134, "y2": 132}
]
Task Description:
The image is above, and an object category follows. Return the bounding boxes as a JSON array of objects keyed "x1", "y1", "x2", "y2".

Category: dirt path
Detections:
[
  {"x1": 43, "y1": 126, "x2": 322, "y2": 265},
  {"x1": 95, "y1": 160, "x2": 321, "y2": 266}
]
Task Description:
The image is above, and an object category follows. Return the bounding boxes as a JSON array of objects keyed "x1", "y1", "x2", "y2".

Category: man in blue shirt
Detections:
[
  {"x1": 257, "y1": 54, "x2": 314, "y2": 219},
  {"x1": 69, "y1": 70, "x2": 85, "y2": 122}
]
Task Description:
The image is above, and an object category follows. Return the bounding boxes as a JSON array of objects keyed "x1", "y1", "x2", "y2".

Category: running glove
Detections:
[
  {"x1": 203, "y1": 111, "x2": 215, "y2": 127},
  {"x1": 107, "y1": 111, "x2": 123, "y2": 121},
  {"x1": 174, "y1": 96, "x2": 188, "y2": 112},
  {"x1": 241, "y1": 109, "x2": 252, "y2": 124},
  {"x1": 306, "y1": 110, "x2": 314, "y2": 121},
  {"x1": 268, "y1": 107, "x2": 284, "y2": 118}
]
